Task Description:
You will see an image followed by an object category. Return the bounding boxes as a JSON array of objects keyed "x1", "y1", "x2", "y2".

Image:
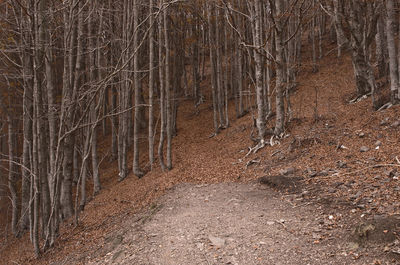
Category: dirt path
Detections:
[{"x1": 84, "y1": 182, "x2": 385, "y2": 265}]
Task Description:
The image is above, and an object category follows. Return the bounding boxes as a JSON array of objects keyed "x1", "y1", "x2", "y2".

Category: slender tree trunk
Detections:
[
  {"x1": 7, "y1": 112, "x2": 18, "y2": 237},
  {"x1": 215, "y1": 9, "x2": 225, "y2": 127},
  {"x1": 375, "y1": 15, "x2": 387, "y2": 78},
  {"x1": 79, "y1": 120, "x2": 91, "y2": 211},
  {"x1": 148, "y1": 0, "x2": 155, "y2": 170},
  {"x1": 208, "y1": 3, "x2": 220, "y2": 134},
  {"x1": 37, "y1": 0, "x2": 51, "y2": 247},
  {"x1": 274, "y1": 0, "x2": 286, "y2": 136},
  {"x1": 88, "y1": 1, "x2": 101, "y2": 191},
  {"x1": 385, "y1": 0, "x2": 399, "y2": 101},
  {"x1": 311, "y1": 2, "x2": 318, "y2": 73},
  {"x1": 118, "y1": 0, "x2": 130, "y2": 180},
  {"x1": 61, "y1": 0, "x2": 84, "y2": 219},
  {"x1": 158, "y1": 0, "x2": 167, "y2": 171},
  {"x1": 223, "y1": 13, "x2": 229, "y2": 127},
  {"x1": 333, "y1": 0, "x2": 347, "y2": 57},
  {"x1": 133, "y1": 0, "x2": 144, "y2": 177},
  {"x1": 253, "y1": 0, "x2": 266, "y2": 142},
  {"x1": 164, "y1": 2, "x2": 172, "y2": 170},
  {"x1": 111, "y1": 84, "x2": 118, "y2": 160},
  {"x1": 21, "y1": 51, "x2": 33, "y2": 232},
  {"x1": 32, "y1": 6, "x2": 42, "y2": 253}
]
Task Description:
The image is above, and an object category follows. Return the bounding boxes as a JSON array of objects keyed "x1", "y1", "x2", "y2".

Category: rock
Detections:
[
  {"x1": 336, "y1": 161, "x2": 347, "y2": 168},
  {"x1": 334, "y1": 182, "x2": 344, "y2": 188},
  {"x1": 353, "y1": 223, "x2": 376, "y2": 241},
  {"x1": 360, "y1": 146, "x2": 370, "y2": 152},
  {"x1": 111, "y1": 235, "x2": 123, "y2": 248},
  {"x1": 348, "y1": 242, "x2": 359, "y2": 250},
  {"x1": 209, "y1": 236, "x2": 226, "y2": 248},
  {"x1": 196, "y1": 242, "x2": 204, "y2": 250},
  {"x1": 374, "y1": 140, "x2": 382, "y2": 147},
  {"x1": 373, "y1": 214, "x2": 385, "y2": 221},
  {"x1": 372, "y1": 183, "x2": 380, "y2": 188},
  {"x1": 385, "y1": 169, "x2": 398, "y2": 178},
  {"x1": 111, "y1": 250, "x2": 124, "y2": 263},
  {"x1": 384, "y1": 245, "x2": 391, "y2": 252},
  {"x1": 392, "y1": 120, "x2": 400, "y2": 127},
  {"x1": 319, "y1": 170, "x2": 329, "y2": 176},
  {"x1": 307, "y1": 168, "x2": 317, "y2": 178},
  {"x1": 312, "y1": 233, "x2": 322, "y2": 240},
  {"x1": 350, "y1": 191, "x2": 362, "y2": 200},
  {"x1": 328, "y1": 188, "x2": 336, "y2": 194},
  {"x1": 358, "y1": 132, "x2": 365, "y2": 138},
  {"x1": 280, "y1": 167, "x2": 295, "y2": 175},
  {"x1": 380, "y1": 117, "x2": 390, "y2": 126}
]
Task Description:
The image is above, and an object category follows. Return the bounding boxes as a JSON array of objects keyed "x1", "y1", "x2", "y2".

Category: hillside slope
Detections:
[{"x1": 2, "y1": 42, "x2": 400, "y2": 264}]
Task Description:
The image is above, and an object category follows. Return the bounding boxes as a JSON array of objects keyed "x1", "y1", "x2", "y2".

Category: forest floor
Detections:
[
  {"x1": 2, "y1": 42, "x2": 400, "y2": 264},
  {"x1": 84, "y1": 182, "x2": 397, "y2": 265}
]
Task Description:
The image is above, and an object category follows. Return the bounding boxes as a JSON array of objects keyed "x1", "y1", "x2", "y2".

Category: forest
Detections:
[{"x1": 1, "y1": 0, "x2": 400, "y2": 263}]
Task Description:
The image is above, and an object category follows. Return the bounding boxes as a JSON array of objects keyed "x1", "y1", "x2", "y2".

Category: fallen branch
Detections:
[
  {"x1": 271, "y1": 150, "x2": 281, "y2": 157},
  {"x1": 319, "y1": 163, "x2": 400, "y2": 179},
  {"x1": 344, "y1": 164, "x2": 400, "y2": 175},
  {"x1": 349, "y1": 92, "x2": 371, "y2": 104},
  {"x1": 245, "y1": 158, "x2": 261, "y2": 169},
  {"x1": 275, "y1": 220, "x2": 287, "y2": 229},
  {"x1": 377, "y1": 102, "x2": 393, "y2": 112}
]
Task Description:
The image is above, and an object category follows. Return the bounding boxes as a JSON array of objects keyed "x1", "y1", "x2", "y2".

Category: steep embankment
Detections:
[{"x1": 3, "y1": 41, "x2": 400, "y2": 264}]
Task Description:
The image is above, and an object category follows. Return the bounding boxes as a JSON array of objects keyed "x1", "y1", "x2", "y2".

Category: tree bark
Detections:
[
  {"x1": 164, "y1": 1, "x2": 172, "y2": 170},
  {"x1": 385, "y1": 0, "x2": 399, "y2": 101},
  {"x1": 133, "y1": 0, "x2": 144, "y2": 177},
  {"x1": 148, "y1": 0, "x2": 155, "y2": 170},
  {"x1": 208, "y1": 3, "x2": 220, "y2": 134},
  {"x1": 252, "y1": 0, "x2": 266, "y2": 142},
  {"x1": 274, "y1": 0, "x2": 286, "y2": 136},
  {"x1": 158, "y1": 0, "x2": 167, "y2": 171}
]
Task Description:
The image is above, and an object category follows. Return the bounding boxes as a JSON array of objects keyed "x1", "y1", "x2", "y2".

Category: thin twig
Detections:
[{"x1": 319, "y1": 164, "x2": 400, "y2": 179}]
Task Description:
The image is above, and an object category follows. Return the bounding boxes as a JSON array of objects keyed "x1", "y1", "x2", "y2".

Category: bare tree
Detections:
[{"x1": 385, "y1": 0, "x2": 399, "y2": 102}]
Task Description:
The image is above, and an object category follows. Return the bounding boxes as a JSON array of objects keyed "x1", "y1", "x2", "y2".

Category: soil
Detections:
[
  {"x1": 59, "y1": 182, "x2": 397, "y2": 264},
  {"x1": 2, "y1": 39, "x2": 400, "y2": 265}
]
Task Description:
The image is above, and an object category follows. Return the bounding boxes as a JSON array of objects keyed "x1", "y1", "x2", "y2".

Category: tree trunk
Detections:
[
  {"x1": 88, "y1": 0, "x2": 101, "y2": 192},
  {"x1": 375, "y1": 15, "x2": 387, "y2": 78},
  {"x1": 208, "y1": 3, "x2": 220, "y2": 134},
  {"x1": 164, "y1": 2, "x2": 172, "y2": 170},
  {"x1": 133, "y1": 0, "x2": 144, "y2": 177},
  {"x1": 252, "y1": 0, "x2": 266, "y2": 142},
  {"x1": 158, "y1": 0, "x2": 167, "y2": 171},
  {"x1": 385, "y1": 0, "x2": 399, "y2": 101},
  {"x1": 274, "y1": 0, "x2": 286, "y2": 136},
  {"x1": 7, "y1": 113, "x2": 18, "y2": 237},
  {"x1": 148, "y1": 0, "x2": 155, "y2": 170},
  {"x1": 118, "y1": 0, "x2": 131, "y2": 181},
  {"x1": 21, "y1": 51, "x2": 33, "y2": 232}
]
